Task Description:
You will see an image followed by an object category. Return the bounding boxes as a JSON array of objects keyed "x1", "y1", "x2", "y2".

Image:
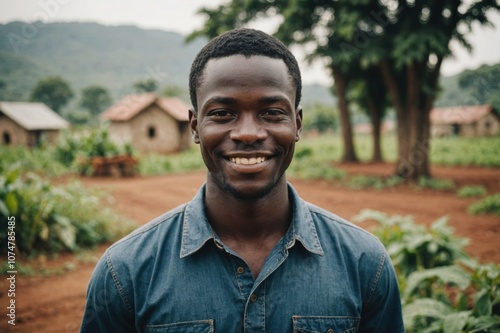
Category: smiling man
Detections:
[{"x1": 81, "y1": 28, "x2": 405, "y2": 333}]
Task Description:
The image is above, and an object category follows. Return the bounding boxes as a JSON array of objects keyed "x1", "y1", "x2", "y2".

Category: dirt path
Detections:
[{"x1": 2, "y1": 164, "x2": 499, "y2": 332}]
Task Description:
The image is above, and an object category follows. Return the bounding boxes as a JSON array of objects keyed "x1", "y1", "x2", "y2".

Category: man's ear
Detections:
[
  {"x1": 295, "y1": 106, "x2": 303, "y2": 142},
  {"x1": 188, "y1": 109, "x2": 200, "y2": 144}
]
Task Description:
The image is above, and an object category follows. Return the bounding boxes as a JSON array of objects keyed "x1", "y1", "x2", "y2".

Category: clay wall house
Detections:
[
  {"x1": 0, "y1": 102, "x2": 69, "y2": 146},
  {"x1": 100, "y1": 93, "x2": 191, "y2": 153},
  {"x1": 430, "y1": 105, "x2": 500, "y2": 137}
]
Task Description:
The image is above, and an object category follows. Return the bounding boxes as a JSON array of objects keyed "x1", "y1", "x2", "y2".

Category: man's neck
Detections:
[{"x1": 204, "y1": 181, "x2": 292, "y2": 243}]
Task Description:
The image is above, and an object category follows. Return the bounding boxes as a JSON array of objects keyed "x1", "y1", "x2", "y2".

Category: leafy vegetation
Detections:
[
  {"x1": 354, "y1": 210, "x2": 500, "y2": 332},
  {"x1": 30, "y1": 76, "x2": 74, "y2": 114},
  {"x1": 302, "y1": 103, "x2": 338, "y2": 134},
  {"x1": 137, "y1": 148, "x2": 205, "y2": 176},
  {"x1": 418, "y1": 177, "x2": 456, "y2": 191},
  {"x1": 354, "y1": 211, "x2": 469, "y2": 279},
  {"x1": 288, "y1": 145, "x2": 346, "y2": 181},
  {"x1": 431, "y1": 137, "x2": 500, "y2": 168},
  {"x1": 457, "y1": 186, "x2": 487, "y2": 198},
  {"x1": 468, "y1": 194, "x2": 500, "y2": 216},
  {"x1": 0, "y1": 166, "x2": 135, "y2": 256}
]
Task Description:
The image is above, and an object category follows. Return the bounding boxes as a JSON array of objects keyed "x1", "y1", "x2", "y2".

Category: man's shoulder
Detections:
[
  {"x1": 305, "y1": 201, "x2": 383, "y2": 250},
  {"x1": 107, "y1": 203, "x2": 187, "y2": 256}
]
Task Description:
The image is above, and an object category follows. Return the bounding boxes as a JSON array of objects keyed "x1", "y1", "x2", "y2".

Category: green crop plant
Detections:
[{"x1": 0, "y1": 166, "x2": 135, "y2": 256}]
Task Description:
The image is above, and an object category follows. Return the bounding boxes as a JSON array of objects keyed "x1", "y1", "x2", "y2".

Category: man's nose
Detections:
[{"x1": 229, "y1": 114, "x2": 267, "y2": 144}]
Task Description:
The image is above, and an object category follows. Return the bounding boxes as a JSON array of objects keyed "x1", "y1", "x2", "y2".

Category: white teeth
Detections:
[{"x1": 230, "y1": 157, "x2": 267, "y2": 165}]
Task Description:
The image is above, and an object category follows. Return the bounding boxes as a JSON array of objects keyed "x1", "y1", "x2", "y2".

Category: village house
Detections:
[
  {"x1": 430, "y1": 105, "x2": 500, "y2": 137},
  {"x1": 100, "y1": 93, "x2": 191, "y2": 153},
  {"x1": 0, "y1": 101, "x2": 69, "y2": 146}
]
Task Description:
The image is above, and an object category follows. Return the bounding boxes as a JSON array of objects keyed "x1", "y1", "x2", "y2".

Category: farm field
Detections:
[{"x1": 2, "y1": 162, "x2": 500, "y2": 333}]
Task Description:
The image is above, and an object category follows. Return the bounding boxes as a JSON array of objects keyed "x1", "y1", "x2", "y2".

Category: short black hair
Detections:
[{"x1": 189, "y1": 28, "x2": 302, "y2": 111}]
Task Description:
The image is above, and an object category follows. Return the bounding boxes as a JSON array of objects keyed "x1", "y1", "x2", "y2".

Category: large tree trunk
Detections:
[
  {"x1": 379, "y1": 60, "x2": 438, "y2": 180},
  {"x1": 366, "y1": 96, "x2": 383, "y2": 162},
  {"x1": 331, "y1": 66, "x2": 358, "y2": 163}
]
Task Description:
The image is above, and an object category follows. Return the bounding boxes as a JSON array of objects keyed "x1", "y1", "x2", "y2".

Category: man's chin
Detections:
[{"x1": 221, "y1": 177, "x2": 284, "y2": 201}]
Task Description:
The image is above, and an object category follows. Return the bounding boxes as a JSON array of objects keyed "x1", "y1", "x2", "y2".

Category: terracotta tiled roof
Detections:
[
  {"x1": 0, "y1": 102, "x2": 69, "y2": 130},
  {"x1": 157, "y1": 97, "x2": 189, "y2": 121},
  {"x1": 101, "y1": 93, "x2": 189, "y2": 122},
  {"x1": 430, "y1": 105, "x2": 494, "y2": 125},
  {"x1": 100, "y1": 93, "x2": 157, "y2": 121}
]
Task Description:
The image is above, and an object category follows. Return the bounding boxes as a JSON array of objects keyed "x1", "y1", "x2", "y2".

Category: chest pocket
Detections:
[
  {"x1": 292, "y1": 315, "x2": 360, "y2": 333},
  {"x1": 143, "y1": 319, "x2": 214, "y2": 333}
]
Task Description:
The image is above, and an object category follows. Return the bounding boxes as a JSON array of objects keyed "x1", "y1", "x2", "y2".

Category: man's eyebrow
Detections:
[
  {"x1": 258, "y1": 95, "x2": 291, "y2": 105},
  {"x1": 206, "y1": 96, "x2": 238, "y2": 105}
]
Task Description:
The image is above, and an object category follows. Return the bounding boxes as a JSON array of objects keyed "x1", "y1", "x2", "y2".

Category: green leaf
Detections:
[
  {"x1": 468, "y1": 315, "x2": 500, "y2": 332},
  {"x1": 53, "y1": 214, "x2": 76, "y2": 250},
  {"x1": 474, "y1": 289, "x2": 492, "y2": 316},
  {"x1": 404, "y1": 265, "x2": 470, "y2": 298},
  {"x1": 443, "y1": 311, "x2": 470, "y2": 333},
  {"x1": 5, "y1": 167, "x2": 20, "y2": 184},
  {"x1": 403, "y1": 298, "x2": 452, "y2": 327},
  {"x1": 5, "y1": 192, "x2": 18, "y2": 215}
]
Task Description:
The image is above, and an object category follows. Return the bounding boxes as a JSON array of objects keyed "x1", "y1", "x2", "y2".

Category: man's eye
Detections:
[
  {"x1": 263, "y1": 109, "x2": 286, "y2": 118},
  {"x1": 210, "y1": 110, "x2": 233, "y2": 118}
]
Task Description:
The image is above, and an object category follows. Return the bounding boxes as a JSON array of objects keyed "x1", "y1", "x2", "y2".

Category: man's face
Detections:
[{"x1": 190, "y1": 55, "x2": 302, "y2": 199}]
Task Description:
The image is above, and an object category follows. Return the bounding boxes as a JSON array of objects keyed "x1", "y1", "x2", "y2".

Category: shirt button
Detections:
[
  {"x1": 237, "y1": 266, "x2": 245, "y2": 274},
  {"x1": 250, "y1": 294, "x2": 258, "y2": 302}
]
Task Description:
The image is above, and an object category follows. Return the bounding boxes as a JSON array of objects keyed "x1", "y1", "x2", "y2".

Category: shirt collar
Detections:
[{"x1": 180, "y1": 183, "x2": 324, "y2": 258}]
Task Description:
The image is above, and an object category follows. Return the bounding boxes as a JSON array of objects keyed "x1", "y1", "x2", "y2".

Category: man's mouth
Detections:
[{"x1": 229, "y1": 156, "x2": 267, "y2": 165}]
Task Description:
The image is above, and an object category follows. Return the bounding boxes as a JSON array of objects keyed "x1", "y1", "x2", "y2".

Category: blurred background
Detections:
[{"x1": 0, "y1": 1, "x2": 499, "y2": 332}]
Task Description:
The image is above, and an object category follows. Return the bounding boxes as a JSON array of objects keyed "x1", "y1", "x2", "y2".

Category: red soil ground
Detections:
[{"x1": 2, "y1": 163, "x2": 499, "y2": 332}]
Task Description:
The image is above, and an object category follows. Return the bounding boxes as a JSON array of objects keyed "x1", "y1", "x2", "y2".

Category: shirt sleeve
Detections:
[
  {"x1": 80, "y1": 251, "x2": 136, "y2": 333},
  {"x1": 359, "y1": 250, "x2": 406, "y2": 333}
]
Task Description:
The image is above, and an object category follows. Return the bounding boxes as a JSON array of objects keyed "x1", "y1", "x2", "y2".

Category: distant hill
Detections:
[{"x1": 0, "y1": 21, "x2": 207, "y2": 102}]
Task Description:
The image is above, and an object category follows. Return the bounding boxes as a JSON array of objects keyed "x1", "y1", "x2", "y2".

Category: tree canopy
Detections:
[
  {"x1": 30, "y1": 76, "x2": 74, "y2": 114},
  {"x1": 133, "y1": 78, "x2": 159, "y2": 93},
  {"x1": 80, "y1": 85, "x2": 112, "y2": 117}
]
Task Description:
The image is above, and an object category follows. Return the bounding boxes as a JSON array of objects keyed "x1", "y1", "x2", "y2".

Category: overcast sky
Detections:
[{"x1": 1, "y1": 0, "x2": 499, "y2": 85}]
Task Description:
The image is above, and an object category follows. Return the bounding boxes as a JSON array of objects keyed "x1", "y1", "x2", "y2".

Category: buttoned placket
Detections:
[{"x1": 213, "y1": 231, "x2": 295, "y2": 332}]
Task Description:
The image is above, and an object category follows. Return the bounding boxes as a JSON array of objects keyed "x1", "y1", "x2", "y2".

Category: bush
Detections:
[
  {"x1": 418, "y1": 176, "x2": 456, "y2": 191},
  {"x1": 355, "y1": 209, "x2": 500, "y2": 333},
  {"x1": 0, "y1": 166, "x2": 135, "y2": 256},
  {"x1": 468, "y1": 194, "x2": 500, "y2": 215},
  {"x1": 302, "y1": 103, "x2": 338, "y2": 134},
  {"x1": 457, "y1": 185, "x2": 487, "y2": 198},
  {"x1": 354, "y1": 210, "x2": 469, "y2": 279},
  {"x1": 0, "y1": 145, "x2": 71, "y2": 177}
]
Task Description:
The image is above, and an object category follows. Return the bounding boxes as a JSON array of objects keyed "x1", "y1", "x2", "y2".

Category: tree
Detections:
[
  {"x1": 80, "y1": 85, "x2": 112, "y2": 117},
  {"x1": 302, "y1": 103, "x2": 338, "y2": 134},
  {"x1": 458, "y1": 64, "x2": 500, "y2": 110},
  {"x1": 133, "y1": 78, "x2": 158, "y2": 93},
  {"x1": 349, "y1": 67, "x2": 390, "y2": 162},
  {"x1": 30, "y1": 76, "x2": 74, "y2": 114},
  {"x1": 189, "y1": 0, "x2": 500, "y2": 179}
]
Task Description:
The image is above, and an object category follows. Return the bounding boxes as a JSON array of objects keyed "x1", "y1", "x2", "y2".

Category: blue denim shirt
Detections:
[{"x1": 81, "y1": 184, "x2": 405, "y2": 333}]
